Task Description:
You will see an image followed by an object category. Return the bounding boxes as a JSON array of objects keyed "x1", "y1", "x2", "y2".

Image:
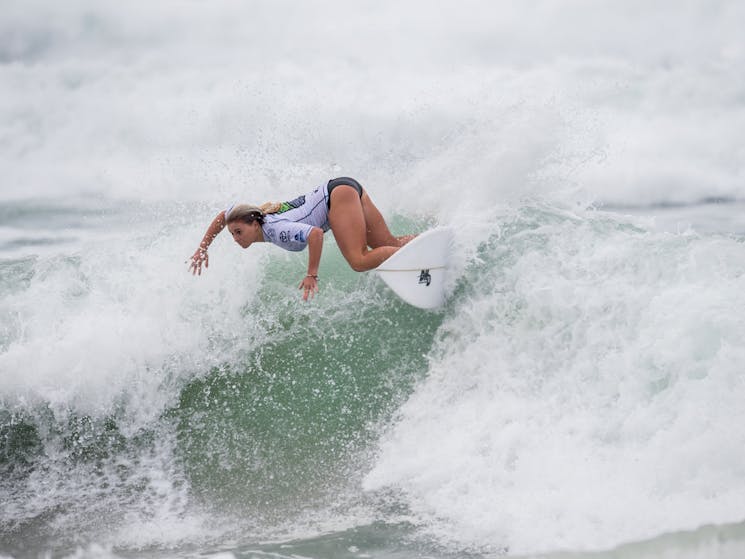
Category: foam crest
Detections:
[
  {"x1": 0, "y1": 203, "x2": 268, "y2": 551},
  {"x1": 0, "y1": 207, "x2": 262, "y2": 424},
  {"x1": 365, "y1": 207, "x2": 745, "y2": 553}
]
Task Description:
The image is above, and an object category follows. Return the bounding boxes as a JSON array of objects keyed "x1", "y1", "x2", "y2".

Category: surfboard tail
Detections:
[{"x1": 375, "y1": 228, "x2": 453, "y2": 310}]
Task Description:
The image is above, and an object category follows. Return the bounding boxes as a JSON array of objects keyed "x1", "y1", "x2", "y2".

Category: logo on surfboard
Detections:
[{"x1": 418, "y1": 269, "x2": 432, "y2": 287}]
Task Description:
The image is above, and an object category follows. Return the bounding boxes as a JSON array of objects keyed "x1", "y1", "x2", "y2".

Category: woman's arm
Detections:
[
  {"x1": 298, "y1": 226, "x2": 324, "y2": 300},
  {"x1": 189, "y1": 210, "x2": 226, "y2": 275}
]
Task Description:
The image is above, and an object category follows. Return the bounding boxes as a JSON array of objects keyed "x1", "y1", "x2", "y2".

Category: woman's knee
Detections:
[
  {"x1": 346, "y1": 254, "x2": 368, "y2": 272},
  {"x1": 343, "y1": 246, "x2": 398, "y2": 272}
]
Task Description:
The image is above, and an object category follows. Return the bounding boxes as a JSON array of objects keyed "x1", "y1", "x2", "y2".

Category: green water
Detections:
[{"x1": 171, "y1": 278, "x2": 443, "y2": 516}]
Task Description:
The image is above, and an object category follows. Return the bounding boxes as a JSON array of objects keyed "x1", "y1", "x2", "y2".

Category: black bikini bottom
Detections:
[{"x1": 327, "y1": 177, "x2": 363, "y2": 209}]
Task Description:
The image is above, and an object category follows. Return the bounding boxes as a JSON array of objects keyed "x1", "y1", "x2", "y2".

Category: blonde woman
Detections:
[{"x1": 189, "y1": 177, "x2": 414, "y2": 300}]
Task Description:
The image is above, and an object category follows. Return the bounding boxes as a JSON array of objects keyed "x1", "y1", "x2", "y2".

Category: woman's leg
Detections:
[
  {"x1": 360, "y1": 192, "x2": 414, "y2": 249},
  {"x1": 328, "y1": 186, "x2": 398, "y2": 272}
]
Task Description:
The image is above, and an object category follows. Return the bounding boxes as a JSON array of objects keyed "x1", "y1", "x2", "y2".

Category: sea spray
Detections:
[{"x1": 365, "y1": 206, "x2": 745, "y2": 553}]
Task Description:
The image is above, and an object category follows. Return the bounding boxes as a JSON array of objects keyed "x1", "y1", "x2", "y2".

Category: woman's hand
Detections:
[
  {"x1": 188, "y1": 211, "x2": 226, "y2": 276},
  {"x1": 189, "y1": 247, "x2": 209, "y2": 275},
  {"x1": 299, "y1": 275, "x2": 319, "y2": 301}
]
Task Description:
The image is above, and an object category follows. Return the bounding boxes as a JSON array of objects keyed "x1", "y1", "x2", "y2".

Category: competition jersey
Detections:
[{"x1": 226, "y1": 183, "x2": 330, "y2": 252}]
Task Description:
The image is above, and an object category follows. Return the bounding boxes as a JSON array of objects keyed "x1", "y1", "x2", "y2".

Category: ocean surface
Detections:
[{"x1": 2, "y1": 1, "x2": 745, "y2": 558}]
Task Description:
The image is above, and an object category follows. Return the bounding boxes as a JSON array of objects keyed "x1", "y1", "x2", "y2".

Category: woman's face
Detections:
[{"x1": 227, "y1": 220, "x2": 261, "y2": 248}]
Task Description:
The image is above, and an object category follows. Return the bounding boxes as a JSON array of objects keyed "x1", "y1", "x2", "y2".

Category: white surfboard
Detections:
[{"x1": 375, "y1": 227, "x2": 453, "y2": 309}]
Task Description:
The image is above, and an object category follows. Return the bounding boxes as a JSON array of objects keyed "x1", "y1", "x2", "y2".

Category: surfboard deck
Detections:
[{"x1": 375, "y1": 227, "x2": 453, "y2": 309}]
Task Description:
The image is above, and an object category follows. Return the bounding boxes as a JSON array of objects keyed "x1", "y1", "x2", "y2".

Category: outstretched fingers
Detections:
[
  {"x1": 299, "y1": 275, "x2": 319, "y2": 301},
  {"x1": 189, "y1": 248, "x2": 209, "y2": 276}
]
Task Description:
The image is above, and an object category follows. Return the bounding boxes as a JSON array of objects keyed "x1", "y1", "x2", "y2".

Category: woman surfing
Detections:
[{"x1": 189, "y1": 177, "x2": 414, "y2": 300}]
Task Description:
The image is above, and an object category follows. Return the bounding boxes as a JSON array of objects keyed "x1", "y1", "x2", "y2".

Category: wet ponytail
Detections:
[
  {"x1": 225, "y1": 201, "x2": 283, "y2": 225},
  {"x1": 259, "y1": 201, "x2": 282, "y2": 214},
  {"x1": 225, "y1": 204, "x2": 265, "y2": 225}
]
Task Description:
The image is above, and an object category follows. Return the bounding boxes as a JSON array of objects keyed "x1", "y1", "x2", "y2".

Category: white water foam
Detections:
[
  {"x1": 365, "y1": 207, "x2": 745, "y2": 554},
  {"x1": 0, "y1": 215, "x2": 264, "y2": 424}
]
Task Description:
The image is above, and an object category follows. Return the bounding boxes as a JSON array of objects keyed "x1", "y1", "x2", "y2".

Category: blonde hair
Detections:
[
  {"x1": 259, "y1": 201, "x2": 282, "y2": 214},
  {"x1": 225, "y1": 201, "x2": 283, "y2": 224}
]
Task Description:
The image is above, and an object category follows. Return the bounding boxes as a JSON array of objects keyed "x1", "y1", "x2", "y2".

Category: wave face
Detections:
[{"x1": 2, "y1": 1, "x2": 745, "y2": 558}]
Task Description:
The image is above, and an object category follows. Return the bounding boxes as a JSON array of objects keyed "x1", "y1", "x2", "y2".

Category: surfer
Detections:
[{"x1": 188, "y1": 177, "x2": 414, "y2": 300}]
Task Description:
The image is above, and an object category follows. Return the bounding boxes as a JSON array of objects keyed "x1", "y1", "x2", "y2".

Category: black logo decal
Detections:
[{"x1": 418, "y1": 269, "x2": 431, "y2": 287}]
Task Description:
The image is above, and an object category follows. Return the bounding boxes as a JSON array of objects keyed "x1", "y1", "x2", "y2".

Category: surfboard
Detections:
[{"x1": 375, "y1": 227, "x2": 453, "y2": 309}]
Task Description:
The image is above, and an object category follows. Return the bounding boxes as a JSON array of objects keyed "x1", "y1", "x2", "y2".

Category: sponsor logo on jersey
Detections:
[{"x1": 278, "y1": 195, "x2": 306, "y2": 213}]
